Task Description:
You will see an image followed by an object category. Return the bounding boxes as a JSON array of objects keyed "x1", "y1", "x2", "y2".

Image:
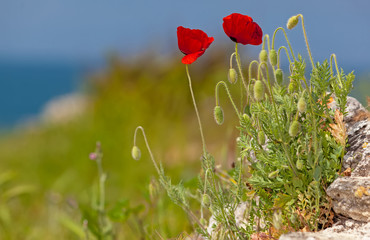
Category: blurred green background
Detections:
[{"x1": 1, "y1": 1, "x2": 370, "y2": 239}]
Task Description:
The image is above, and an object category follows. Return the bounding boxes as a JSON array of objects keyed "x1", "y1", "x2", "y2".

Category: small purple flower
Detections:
[{"x1": 89, "y1": 152, "x2": 97, "y2": 160}]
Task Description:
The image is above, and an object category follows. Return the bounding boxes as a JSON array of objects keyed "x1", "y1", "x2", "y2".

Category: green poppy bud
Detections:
[
  {"x1": 131, "y1": 146, "x2": 141, "y2": 160},
  {"x1": 259, "y1": 49, "x2": 268, "y2": 63},
  {"x1": 269, "y1": 49, "x2": 277, "y2": 66},
  {"x1": 228, "y1": 68, "x2": 238, "y2": 84},
  {"x1": 288, "y1": 80, "x2": 296, "y2": 93},
  {"x1": 289, "y1": 120, "x2": 301, "y2": 137},
  {"x1": 202, "y1": 194, "x2": 211, "y2": 207},
  {"x1": 275, "y1": 69, "x2": 283, "y2": 85},
  {"x1": 149, "y1": 181, "x2": 158, "y2": 201},
  {"x1": 287, "y1": 15, "x2": 299, "y2": 30},
  {"x1": 258, "y1": 130, "x2": 265, "y2": 145},
  {"x1": 214, "y1": 106, "x2": 224, "y2": 125},
  {"x1": 242, "y1": 113, "x2": 250, "y2": 122},
  {"x1": 273, "y1": 211, "x2": 283, "y2": 230},
  {"x1": 268, "y1": 170, "x2": 279, "y2": 178},
  {"x1": 296, "y1": 159, "x2": 304, "y2": 170},
  {"x1": 254, "y1": 80, "x2": 264, "y2": 101},
  {"x1": 297, "y1": 97, "x2": 306, "y2": 113},
  {"x1": 200, "y1": 218, "x2": 207, "y2": 226}
]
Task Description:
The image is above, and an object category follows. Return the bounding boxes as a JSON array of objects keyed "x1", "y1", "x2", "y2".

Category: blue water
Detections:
[{"x1": 0, "y1": 60, "x2": 87, "y2": 128}]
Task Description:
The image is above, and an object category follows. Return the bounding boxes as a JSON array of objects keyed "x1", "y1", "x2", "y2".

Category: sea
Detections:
[{"x1": 0, "y1": 60, "x2": 95, "y2": 129}]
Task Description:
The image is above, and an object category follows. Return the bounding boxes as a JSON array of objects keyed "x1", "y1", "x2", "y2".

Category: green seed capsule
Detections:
[
  {"x1": 202, "y1": 194, "x2": 211, "y2": 207},
  {"x1": 228, "y1": 68, "x2": 238, "y2": 84},
  {"x1": 296, "y1": 159, "x2": 304, "y2": 170},
  {"x1": 275, "y1": 69, "x2": 283, "y2": 85},
  {"x1": 131, "y1": 146, "x2": 141, "y2": 161},
  {"x1": 289, "y1": 120, "x2": 301, "y2": 137},
  {"x1": 214, "y1": 106, "x2": 224, "y2": 125},
  {"x1": 258, "y1": 130, "x2": 265, "y2": 145},
  {"x1": 273, "y1": 211, "x2": 283, "y2": 230},
  {"x1": 268, "y1": 170, "x2": 279, "y2": 178},
  {"x1": 200, "y1": 218, "x2": 207, "y2": 226},
  {"x1": 297, "y1": 97, "x2": 306, "y2": 113},
  {"x1": 259, "y1": 49, "x2": 268, "y2": 63},
  {"x1": 242, "y1": 113, "x2": 250, "y2": 122},
  {"x1": 254, "y1": 80, "x2": 264, "y2": 101},
  {"x1": 288, "y1": 80, "x2": 296, "y2": 93},
  {"x1": 269, "y1": 49, "x2": 277, "y2": 66},
  {"x1": 287, "y1": 15, "x2": 299, "y2": 30}
]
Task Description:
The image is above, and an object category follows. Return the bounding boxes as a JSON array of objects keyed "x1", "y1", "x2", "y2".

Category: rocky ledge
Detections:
[{"x1": 280, "y1": 96, "x2": 370, "y2": 240}]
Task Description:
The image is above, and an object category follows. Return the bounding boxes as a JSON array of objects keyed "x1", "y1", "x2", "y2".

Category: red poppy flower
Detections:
[
  {"x1": 223, "y1": 13, "x2": 263, "y2": 45},
  {"x1": 177, "y1": 26, "x2": 214, "y2": 64}
]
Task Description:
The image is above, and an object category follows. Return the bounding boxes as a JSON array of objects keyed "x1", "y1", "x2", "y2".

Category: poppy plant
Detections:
[
  {"x1": 177, "y1": 26, "x2": 214, "y2": 64},
  {"x1": 223, "y1": 13, "x2": 263, "y2": 45}
]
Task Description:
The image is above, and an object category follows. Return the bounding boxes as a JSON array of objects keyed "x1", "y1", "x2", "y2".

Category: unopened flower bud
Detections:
[
  {"x1": 289, "y1": 120, "x2": 301, "y2": 137},
  {"x1": 254, "y1": 80, "x2": 264, "y2": 101},
  {"x1": 288, "y1": 80, "x2": 296, "y2": 93},
  {"x1": 275, "y1": 69, "x2": 283, "y2": 85},
  {"x1": 296, "y1": 159, "x2": 304, "y2": 170},
  {"x1": 242, "y1": 113, "x2": 250, "y2": 122},
  {"x1": 149, "y1": 181, "x2": 158, "y2": 201},
  {"x1": 273, "y1": 211, "x2": 283, "y2": 230},
  {"x1": 228, "y1": 68, "x2": 238, "y2": 84},
  {"x1": 202, "y1": 194, "x2": 211, "y2": 207},
  {"x1": 268, "y1": 170, "x2": 279, "y2": 178},
  {"x1": 131, "y1": 146, "x2": 141, "y2": 160},
  {"x1": 297, "y1": 97, "x2": 306, "y2": 113},
  {"x1": 200, "y1": 218, "x2": 207, "y2": 226},
  {"x1": 259, "y1": 49, "x2": 268, "y2": 63},
  {"x1": 214, "y1": 106, "x2": 224, "y2": 125},
  {"x1": 258, "y1": 131, "x2": 265, "y2": 145},
  {"x1": 287, "y1": 15, "x2": 299, "y2": 30},
  {"x1": 269, "y1": 49, "x2": 277, "y2": 66}
]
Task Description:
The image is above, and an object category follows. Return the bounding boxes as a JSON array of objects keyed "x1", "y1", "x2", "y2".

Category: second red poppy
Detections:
[
  {"x1": 177, "y1": 26, "x2": 214, "y2": 64},
  {"x1": 223, "y1": 13, "x2": 263, "y2": 46}
]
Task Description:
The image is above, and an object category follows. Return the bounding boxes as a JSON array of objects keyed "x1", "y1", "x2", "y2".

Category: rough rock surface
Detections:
[
  {"x1": 326, "y1": 177, "x2": 370, "y2": 222},
  {"x1": 280, "y1": 97, "x2": 370, "y2": 239},
  {"x1": 280, "y1": 219, "x2": 370, "y2": 240}
]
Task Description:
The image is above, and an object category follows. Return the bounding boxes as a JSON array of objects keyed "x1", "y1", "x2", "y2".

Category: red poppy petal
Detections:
[
  {"x1": 181, "y1": 51, "x2": 204, "y2": 64},
  {"x1": 223, "y1": 13, "x2": 253, "y2": 43},
  {"x1": 245, "y1": 22, "x2": 263, "y2": 45}
]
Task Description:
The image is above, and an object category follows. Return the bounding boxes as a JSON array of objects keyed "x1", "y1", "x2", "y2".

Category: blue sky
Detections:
[{"x1": 1, "y1": 0, "x2": 370, "y2": 70}]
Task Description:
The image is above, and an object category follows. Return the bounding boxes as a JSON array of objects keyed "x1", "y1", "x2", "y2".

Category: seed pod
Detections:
[
  {"x1": 258, "y1": 130, "x2": 265, "y2": 145},
  {"x1": 287, "y1": 15, "x2": 299, "y2": 30},
  {"x1": 289, "y1": 120, "x2": 301, "y2": 137},
  {"x1": 131, "y1": 146, "x2": 141, "y2": 160},
  {"x1": 297, "y1": 97, "x2": 306, "y2": 113},
  {"x1": 269, "y1": 49, "x2": 277, "y2": 66},
  {"x1": 268, "y1": 170, "x2": 279, "y2": 178},
  {"x1": 202, "y1": 194, "x2": 211, "y2": 207},
  {"x1": 254, "y1": 80, "x2": 264, "y2": 101},
  {"x1": 259, "y1": 49, "x2": 268, "y2": 63},
  {"x1": 273, "y1": 211, "x2": 283, "y2": 230},
  {"x1": 288, "y1": 80, "x2": 296, "y2": 93},
  {"x1": 214, "y1": 106, "x2": 224, "y2": 125},
  {"x1": 296, "y1": 159, "x2": 304, "y2": 170},
  {"x1": 275, "y1": 69, "x2": 283, "y2": 85},
  {"x1": 149, "y1": 181, "x2": 158, "y2": 201},
  {"x1": 228, "y1": 68, "x2": 238, "y2": 84},
  {"x1": 200, "y1": 218, "x2": 207, "y2": 226},
  {"x1": 242, "y1": 113, "x2": 250, "y2": 122}
]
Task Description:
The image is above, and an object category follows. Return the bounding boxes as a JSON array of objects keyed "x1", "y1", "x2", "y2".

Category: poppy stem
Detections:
[
  {"x1": 234, "y1": 43, "x2": 249, "y2": 108},
  {"x1": 272, "y1": 27, "x2": 296, "y2": 62},
  {"x1": 185, "y1": 65, "x2": 207, "y2": 155},
  {"x1": 133, "y1": 126, "x2": 161, "y2": 175},
  {"x1": 277, "y1": 46, "x2": 292, "y2": 68},
  {"x1": 215, "y1": 81, "x2": 240, "y2": 117},
  {"x1": 298, "y1": 14, "x2": 315, "y2": 69}
]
